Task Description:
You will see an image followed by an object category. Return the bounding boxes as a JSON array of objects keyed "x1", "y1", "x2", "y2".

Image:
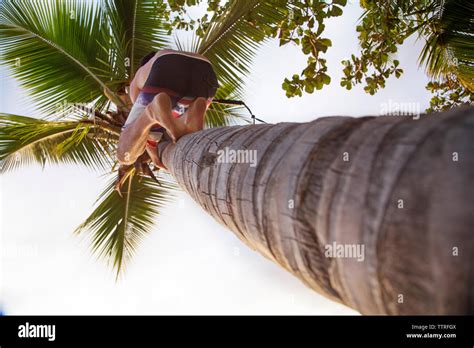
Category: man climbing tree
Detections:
[{"x1": 116, "y1": 49, "x2": 219, "y2": 169}]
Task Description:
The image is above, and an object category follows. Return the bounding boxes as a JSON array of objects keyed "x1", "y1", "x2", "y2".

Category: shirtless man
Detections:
[{"x1": 116, "y1": 49, "x2": 219, "y2": 169}]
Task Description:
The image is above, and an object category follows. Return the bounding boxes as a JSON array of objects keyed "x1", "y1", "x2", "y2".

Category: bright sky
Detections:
[{"x1": 0, "y1": 2, "x2": 431, "y2": 315}]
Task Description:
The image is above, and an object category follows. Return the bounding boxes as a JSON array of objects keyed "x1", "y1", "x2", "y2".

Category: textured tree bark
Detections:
[{"x1": 160, "y1": 106, "x2": 474, "y2": 314}]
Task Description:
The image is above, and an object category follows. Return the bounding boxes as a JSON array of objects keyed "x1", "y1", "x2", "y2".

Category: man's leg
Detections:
[
  {"x1": 117, "y1": 106, "x2": 155, "y2": 165},
  {"x1": 183, "y1": 97, "x2": 208, "y2": 132},
  {"x1": 117, "y1": 95, "x2": 209, "y2": 166},
  {"x1": 147, "y1": 93, "x2": 188, "y2": 143},
  {"x1": 117, "y1": 93, "x2": 188, "y2": 165},
  {"x1": 145, "y1": 97, "x2": 208, "y2": 170}
]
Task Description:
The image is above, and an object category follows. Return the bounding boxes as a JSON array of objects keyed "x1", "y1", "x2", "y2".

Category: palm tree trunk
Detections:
[{"x1": 159, "y1": 106, "x2": 474, "y2": 315}]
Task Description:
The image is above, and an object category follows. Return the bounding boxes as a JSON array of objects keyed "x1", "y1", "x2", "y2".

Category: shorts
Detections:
[{"x1": 144, "y1": 53, "x2": 219, "y2": 99}]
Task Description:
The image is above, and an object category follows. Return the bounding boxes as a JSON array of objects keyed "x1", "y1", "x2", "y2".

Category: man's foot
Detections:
[{"x1": 145, "y1": 143, "x2": 167, "y2": 170}]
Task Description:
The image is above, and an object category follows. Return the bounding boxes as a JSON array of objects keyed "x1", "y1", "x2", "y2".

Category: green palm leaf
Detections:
[
  {"x1": 75, "y1": 172, "x2": 176, "y2": 278},
  {"x1": 195, "y1": 0, "x2": 289, "y2": 95},
  {"x1": 419, "y1": 0, "x2": 474, "y2": 90},
  {"x1": 104, "y1": 0, "x2": 170, "y2": 82},
  {"x1": 0, "y1": 0, "x2": 124, "y2": 113},
  {"x1": 172, "y1": 0, "x2": 288, "y2": 127},
  {"x1": 205, "y1": 82, "x2": 251, "y2": 127},
  {"x1": 0, "y1": 113, "x2": 118, "y2": 172}
]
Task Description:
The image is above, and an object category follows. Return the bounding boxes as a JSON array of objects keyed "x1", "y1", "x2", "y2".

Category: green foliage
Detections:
[
  {"x1": 169, "y1": 0, "x2": 473, "y2": 108},
  {"x1": 165, "y1": 0, "x2": 346, "y2": 98},
  {"x1": 341, "y1": 0, "x2": 473, "y2": 107},
  {"x1": 170, "y1": 0, "x2": 291, "y2": 122},
  {"x1": 166, "y1": 0, "x2": 277, "y2": 124},
  {"x1": 0, "y1": 0, "x2": 115, "y2": 113},
  {"x1": 75, "y1": 173, "x2": 176, "y2": 278},
  {"x1": 426, "y1": 77, "x2": 474, "y2": 113},
  {"x1": 196, "y1": 0, "x2": 289, "y2": 96},
  {"x1": 104, "y1": 0, "x2": 170, "y2": 80},
  {"x1": 0, "y1": 113, "x2": 117, "y2": 173},
  {"x1": 205, "y1": 82, "x2": 251, "y2": 127},
  {"x1": 419, "y1": 0, "x2": 474, "y2": 91},
  {"x1": 340, "y1": 1, "x2": 434, "y2": 95},
  {"x1": 276, "y1": 1, "x2": 344, "y2": 97}
]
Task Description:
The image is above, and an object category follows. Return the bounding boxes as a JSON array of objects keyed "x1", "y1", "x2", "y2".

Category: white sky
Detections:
[{"x1": 0, "y1": 2, "x2": 431, "y2": 315}]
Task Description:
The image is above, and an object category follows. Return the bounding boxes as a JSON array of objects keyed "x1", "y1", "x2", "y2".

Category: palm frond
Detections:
[
  {"x1": 174, "y1": 31, "x2": 200, "y2": 53},
  {"x1": 0, "y1": 0, "x2": 124, "y2": 114},
  {"x1": 75, "y1": 172, "x2": 176, "y2": 278},
  {"x1": 419, "y1": 0, "x2": 474, "y2": 90},
  {"x1": 206, "y1": 82, "x2": 251, "y2": 127},
  {"x1": 105, "y1": 0, "x2": 170, "y2": 81},
  {"x1": 0, "y1": 113, "x2": 117, "y2": 172},
  {"x1": 195, "y1": 0, "x2": 289, "y2": 96}
]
